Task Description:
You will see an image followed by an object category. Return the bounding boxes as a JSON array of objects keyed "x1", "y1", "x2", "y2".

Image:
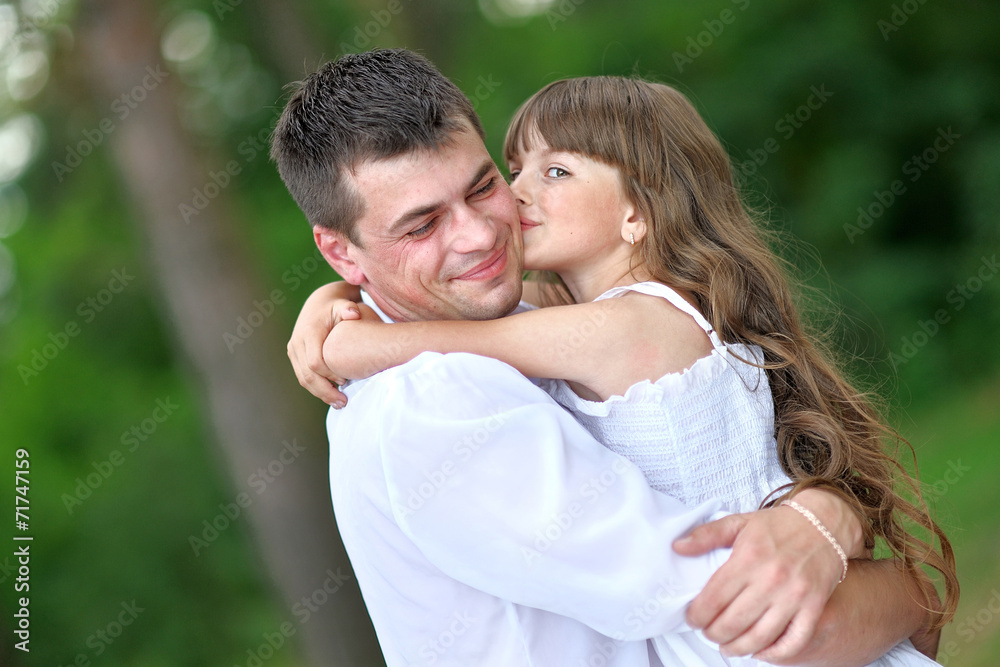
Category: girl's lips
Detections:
[{"x1": 520, "y1": 217, "x2": 540, "y2": 231}]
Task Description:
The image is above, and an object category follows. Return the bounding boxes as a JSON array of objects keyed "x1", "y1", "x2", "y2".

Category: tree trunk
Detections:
[{"x1": 74, "y1": 1, "x2": 384, "y2": 664}]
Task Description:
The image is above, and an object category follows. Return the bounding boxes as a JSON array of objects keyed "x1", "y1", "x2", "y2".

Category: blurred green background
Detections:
[{"x1": 0, "y1": 0, "x2": 997, "y2": 665}]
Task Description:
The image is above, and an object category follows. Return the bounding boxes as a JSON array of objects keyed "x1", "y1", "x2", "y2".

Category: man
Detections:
[{"x1": 272, "y1": 49, "x2": 937, "y2": 666}]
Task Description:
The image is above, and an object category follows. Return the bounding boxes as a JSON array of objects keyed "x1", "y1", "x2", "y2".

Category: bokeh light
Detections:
[
  {"x1": 6, "y1": 48, "x2": 49, "y2": 100},
  {"x1": 0, "y1": 113, "x2": 43, "y2": 183}
]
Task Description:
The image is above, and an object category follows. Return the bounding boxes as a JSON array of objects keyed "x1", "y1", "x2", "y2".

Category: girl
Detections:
[{"x1": 291, "y1": 77, "x2": 956, "y2": 663}]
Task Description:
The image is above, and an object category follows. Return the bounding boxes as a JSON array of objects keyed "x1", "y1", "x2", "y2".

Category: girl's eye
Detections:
[
  {"x1": 508, "y1": 170, "x2": 520, "y2": 182},
  {"x1": 545, "y1": 167, "x2": 569, "y2": 178}
]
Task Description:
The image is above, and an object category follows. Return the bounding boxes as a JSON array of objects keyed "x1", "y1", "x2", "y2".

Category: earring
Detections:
[{"x1": 629, "y1": 233, "x2": 635, "y2": 246}]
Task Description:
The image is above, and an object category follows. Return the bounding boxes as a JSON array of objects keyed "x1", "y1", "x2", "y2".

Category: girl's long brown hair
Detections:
[{"x1": 504, "y1": 77, "x2": 958, "y2": 628}]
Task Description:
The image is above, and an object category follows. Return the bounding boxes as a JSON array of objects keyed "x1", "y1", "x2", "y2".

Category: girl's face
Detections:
[{"x1": 507, "y1": 140, "x2": 636, "y2": 274}]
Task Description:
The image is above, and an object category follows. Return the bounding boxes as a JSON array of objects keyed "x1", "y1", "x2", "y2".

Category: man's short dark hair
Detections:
[{"x1": 270, "y1": 49, "x2": 485, "y2": 245}]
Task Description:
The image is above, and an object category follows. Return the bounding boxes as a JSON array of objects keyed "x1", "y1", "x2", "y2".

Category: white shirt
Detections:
[
  {"x1": 328, "y1": 299, "x2": 739, "y2": 666},
  {"x1": 329, "y1": 293, "x2": 938, "y2": 667}
]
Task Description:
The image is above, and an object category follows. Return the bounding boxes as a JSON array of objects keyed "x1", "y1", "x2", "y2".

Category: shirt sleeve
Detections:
[{"x1": 377, "y1": 352, "x2": 731, "y2": 641}]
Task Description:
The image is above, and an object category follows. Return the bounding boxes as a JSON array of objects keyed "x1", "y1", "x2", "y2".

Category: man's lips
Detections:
[
  {"x1": 520, "y1": 216, "x2": 540, "y2": 231},
  {"x1": 454, "y1": 247, "x2": 508, "y2": 281}
]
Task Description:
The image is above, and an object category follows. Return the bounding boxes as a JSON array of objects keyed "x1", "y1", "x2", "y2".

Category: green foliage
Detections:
[
  {"x1": 0, "y1": 160, "x2": 299, "y2": 665},
  {"x1": 1, "y1": 0, "x2": 997, "y2": 664}
]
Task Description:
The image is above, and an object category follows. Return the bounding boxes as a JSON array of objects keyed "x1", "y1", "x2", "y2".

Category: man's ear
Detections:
[{"x1": 314, "y1": 227, "x2": 366, "y2": 285}]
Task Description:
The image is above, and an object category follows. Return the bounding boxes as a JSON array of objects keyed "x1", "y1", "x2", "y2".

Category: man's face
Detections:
[{"x1": 344, "y1": 128, "x2": 524, "y2": 322}]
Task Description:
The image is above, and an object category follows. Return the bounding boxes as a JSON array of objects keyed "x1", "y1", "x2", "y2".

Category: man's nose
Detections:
[{"x1": 449, "y1": 205, "x2": 499, "y2": 254}]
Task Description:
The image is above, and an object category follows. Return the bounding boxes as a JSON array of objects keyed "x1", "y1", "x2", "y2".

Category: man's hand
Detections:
[
  {"x1": 673, "y1": 511, "x2": 837, "y2": 659},
  {"x1": 758, "y1": 559, "x2": 938, "y2": 666},
  {"x1": 287, "y1": 281, "x2": 363, "y2": 407},
  {"x1": 672, "y1": 489, "x2": 864, "y2": 661}
]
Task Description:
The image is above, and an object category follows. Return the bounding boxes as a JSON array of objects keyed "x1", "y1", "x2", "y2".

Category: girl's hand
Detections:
[
  {"x1": 287, "y1": 282, "x2": 361, "y2": 407},
  {"x1": 321, "y1": 307, "x2": 391, "y2": 392}
]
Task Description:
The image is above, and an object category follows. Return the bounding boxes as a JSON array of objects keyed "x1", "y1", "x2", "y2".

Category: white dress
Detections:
[{"x1": 539, "y1": 281, "x2": 938, "y2": 666}]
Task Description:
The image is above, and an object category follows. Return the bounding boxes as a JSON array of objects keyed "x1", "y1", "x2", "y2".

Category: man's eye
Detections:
[
  {"x1": 408, "y1": 220, "x2": 436, "y2": 237},
  {"x1": 545, "y1": 167, "x2": 568, "y2": 178},
  {"x1": 473, "y1": 177, "x2": 497, "y2": 196}
]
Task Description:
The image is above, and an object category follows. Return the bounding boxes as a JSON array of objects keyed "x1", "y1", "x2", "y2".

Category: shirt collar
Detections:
[{"x1": 360, "y1": 289, "x2": 395, "y2": 324}]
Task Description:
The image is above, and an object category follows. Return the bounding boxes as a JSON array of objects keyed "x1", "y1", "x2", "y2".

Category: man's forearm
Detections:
[{"x1": 771, "y1": 559, "x2": 929, "y2": 666}]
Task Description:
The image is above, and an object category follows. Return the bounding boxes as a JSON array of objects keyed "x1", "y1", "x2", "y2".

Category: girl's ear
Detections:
[
  {"x1": 315, "y1": 228, "x2": 366, "y2": 285},
  {"x1": 621, "y1": 206, "x2": 648, "y2": 245}
]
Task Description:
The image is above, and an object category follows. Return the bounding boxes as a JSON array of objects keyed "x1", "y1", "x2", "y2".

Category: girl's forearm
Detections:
[
  {"x1": 333, "y1": 301, "x2": 628, "y2": 387},
  {"x1": 336, "y1": 317, "x2": 543, "y2": 380},
  {"x1": 362, "y1": 320, "x2": 511, "y2": 373}
]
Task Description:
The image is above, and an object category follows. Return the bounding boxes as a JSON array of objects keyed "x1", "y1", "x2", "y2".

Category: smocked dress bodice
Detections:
[
  {"x1": 539, "y1": 281, "x2": 793, "y2": 514},
  {"x1": 536, "y1": 282, "x2": 936, "y2": 666}
]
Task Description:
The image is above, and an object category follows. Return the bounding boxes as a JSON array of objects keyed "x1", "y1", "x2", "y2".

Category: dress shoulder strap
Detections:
[{"x1": 595, "y1": 282, "x2": 726, "y2": 350}]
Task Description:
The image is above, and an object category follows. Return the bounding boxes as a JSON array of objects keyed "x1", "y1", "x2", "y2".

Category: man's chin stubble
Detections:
[{"x1": 456, "y1": 286, "x2": 522, "y2": 321}]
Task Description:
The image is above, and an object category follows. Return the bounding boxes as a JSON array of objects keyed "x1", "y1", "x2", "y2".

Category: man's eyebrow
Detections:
[{"x1": 387, "y1": 160, "x2": 496, "y2": 235}]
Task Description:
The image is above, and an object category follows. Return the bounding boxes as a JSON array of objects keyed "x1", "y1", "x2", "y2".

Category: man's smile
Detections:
[{"x1": 453, "y1": 246, "x2": 508, "y2": 282}]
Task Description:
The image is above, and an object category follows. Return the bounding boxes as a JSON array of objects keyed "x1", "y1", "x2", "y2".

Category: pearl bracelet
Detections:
[{"x1": 780, "y1": 499, "x2": 849, "y2": 583}]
